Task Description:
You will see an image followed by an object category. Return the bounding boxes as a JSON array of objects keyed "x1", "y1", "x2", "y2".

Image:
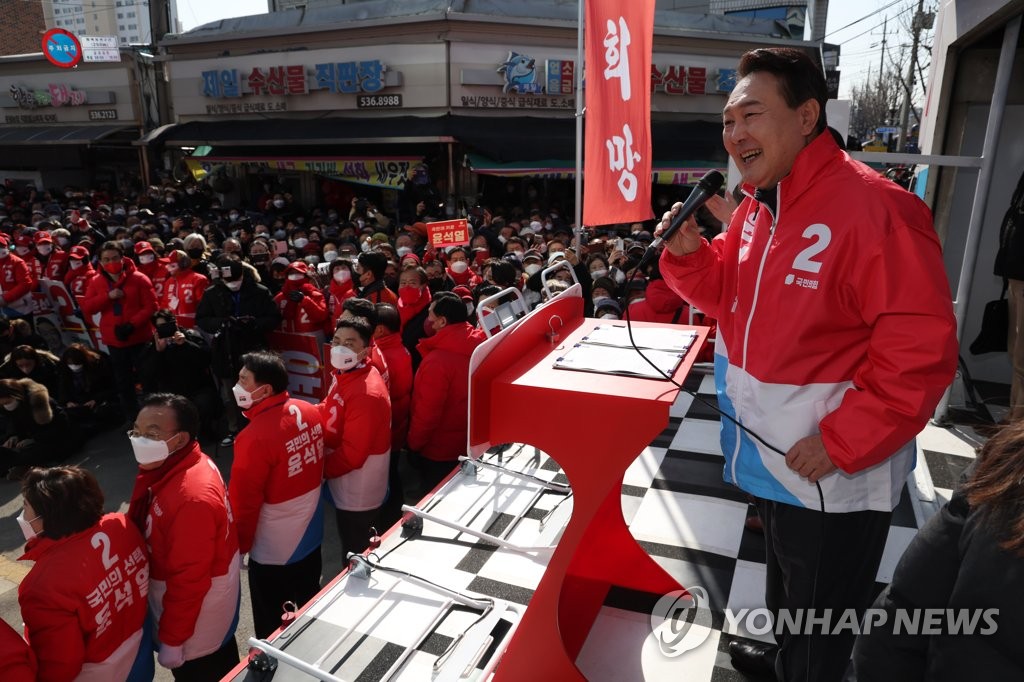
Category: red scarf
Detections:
[{"x1": 398, "y1": 286, "x2": 431, "y2": 329}]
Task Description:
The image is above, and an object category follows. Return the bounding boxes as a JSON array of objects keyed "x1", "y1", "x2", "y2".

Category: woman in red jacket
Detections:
[{"x1": 17, "y1": 466, "x2": 152, "y2": 682}]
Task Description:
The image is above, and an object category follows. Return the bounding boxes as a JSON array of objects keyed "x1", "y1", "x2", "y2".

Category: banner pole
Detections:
[{"x1": 574, "y1": 0, "x2": 585, "y2": 259}]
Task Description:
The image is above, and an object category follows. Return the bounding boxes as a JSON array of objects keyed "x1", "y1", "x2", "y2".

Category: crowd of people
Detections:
[{"x1": 0, "y1": 170, "x2": 723, "y2": 680}]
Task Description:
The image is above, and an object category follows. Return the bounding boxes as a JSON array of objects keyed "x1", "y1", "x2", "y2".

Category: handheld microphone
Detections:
[{"x1": 639, "y1": 170, "x2": 725, "y2": 268}]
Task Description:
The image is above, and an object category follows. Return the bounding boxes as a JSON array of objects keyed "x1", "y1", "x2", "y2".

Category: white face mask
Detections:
[
  {"x1": 613, "y1": 269, "x2": 626, "y2": 284},
  {"x1": 165, "y1": 264, "x2": 178, "y2": 275},
  {"x1": 229, "y1": 213, "x2": 239, "y2": 221},
  {"x1": 287, "y1": 274, "x2": 305, "y2": 282},
  {"x1": 292, "y1": 237, "x2": 309, "y2": 250},
  {"x1": 599, "y1": 313, "x2": 619, "y2": 320},
  {"x1": 273, "y1": 199, "x2": 285, "y2": 208},
  {"x1": 67, "y1": 363, "x2": 84, "y2": 372},
  {"x1": 450, "y1": 260, "x2": 468, "y2": 274},
  {"x1": 69, "y1": 259, "x2": 83, "y2": 270},
  {"x1": 359, "y1": 239, "x2": 371, "y2": 253},
  {"x1": 333, "y1": 269, "x2": 351, "y2": 284},
  {"x1": 17, "y1": 510, "x2": 39, "y2": 542},
  {"x1": 466, "y1": 301, "x2": 475, "y2": 316},
  {"x1": 37, "y1": 245, "x2": 52, "y2": 256},
  {"x1": 232, "y1": 383, "x2": 261, "y2": 409},
  {"x1": 15, "y1": 247, "x2": 30, "y2": 257},
  {"x1": 397, "y1": 246, "x2": 412, "y2": 258},
  {"x1": 129, "y1": 434, "x2": 171, "y2": 465},
  {"x1": 323, "y1": 250, "x2": 338, "y2": 262},
  {"x1": 591, "y1": 268, "x2": 608, "y2": 279},
  {"x1": 139, "y1": 254, "x2": 155, "y2": 264},
  {"x1": 3, "y1": 400, "x2": 18, "y2": 412},
  {"x1": 524, "y1": 263, "x2": 541, "y2": 276},
  {"x1": 57, "y1": 237, "x2": 69, "y2": 247},
  {"x1": 225, "y1": 280, "x2": 243, "y2": 292},
  {"x1": 330, "y1": 345, "x2": 359, "y2": 371}
]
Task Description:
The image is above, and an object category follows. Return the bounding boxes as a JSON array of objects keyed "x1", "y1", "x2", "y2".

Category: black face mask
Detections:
[
  {"x1": 250, "y1": 253, "x2": 269, "y2": 265},
  {"x1": 186, "y1": 247, "x2": 203, "y2": 259}
]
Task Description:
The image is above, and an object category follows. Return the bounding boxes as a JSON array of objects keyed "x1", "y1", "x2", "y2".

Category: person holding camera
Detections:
[
  {"x1": 81, "y1": 241, "x2": 158, "y2": 419},
  {"x1": 138, "y1": 309, "x2": 221, "y2": 437},
  {"x1": 196, "y1": 257, "x2": 281, "y2": 445}
]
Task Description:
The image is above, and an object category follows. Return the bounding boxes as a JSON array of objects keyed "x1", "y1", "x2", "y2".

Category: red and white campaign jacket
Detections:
[
  {"x1": 0, "y1": 252, "x2": 36, "y2": 312},
  {"x1": 660, "y1": 132, "x2": 958, "y2": 513},
  {"x1": 136, "y1": 442, "x2": 240, "y2": 661},
  {"x1": 231, "y1": 393, "x2": 325, "y2": 565},
  {"x1": 19, "y1": 514, "x2": 149, "y2": 682},
  {"x1": 319, "y1": 363, "x2": 392, "y2": 512},
  {"x1": 161, "y1": 269, "x2": 208, "y2": 329}
]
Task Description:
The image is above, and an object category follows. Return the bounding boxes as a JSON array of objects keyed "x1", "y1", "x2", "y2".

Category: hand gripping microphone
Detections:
[{"x1": 638, "y1": 170, "x2": 726, "y2": 269}]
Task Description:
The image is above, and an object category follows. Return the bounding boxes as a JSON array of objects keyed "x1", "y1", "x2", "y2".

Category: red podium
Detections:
[{"x1": 468, "y1": 286, "x2": 709, "y2": 680}]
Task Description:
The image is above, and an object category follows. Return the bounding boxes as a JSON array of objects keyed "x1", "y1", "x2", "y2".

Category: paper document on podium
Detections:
[
  {"x1": 581, "y1": 324, "x2": 698, "y2": 353},
  {"x1": 553, "y1": 343, "x2": 684, "y2": 380}
]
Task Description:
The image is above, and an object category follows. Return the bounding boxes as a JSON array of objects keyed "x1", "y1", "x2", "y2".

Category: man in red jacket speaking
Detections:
[{"x1": 658, "y1": 48, "x2": 957, "y2": 681}]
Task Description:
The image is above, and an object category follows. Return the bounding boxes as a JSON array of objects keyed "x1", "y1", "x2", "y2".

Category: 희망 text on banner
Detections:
[{"x1": 583, "y1": 0, "x2": 656, "y2": 226}]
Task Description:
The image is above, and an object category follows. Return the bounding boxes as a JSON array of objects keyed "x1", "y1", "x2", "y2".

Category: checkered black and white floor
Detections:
[
  {"x1": 233, "y1": 370, "x2": 985, "y2": 681},
  {"x1": 575, "y1": 371, "x2": 983, "y2": 681}
]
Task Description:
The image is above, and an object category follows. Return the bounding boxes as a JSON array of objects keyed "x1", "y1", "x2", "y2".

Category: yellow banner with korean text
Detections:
[{"x1": 184, "y1": 156, "x2": 422, "y2": 189}]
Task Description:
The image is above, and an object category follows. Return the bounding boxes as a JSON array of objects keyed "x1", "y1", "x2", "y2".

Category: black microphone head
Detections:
[{"x1": 697, "y1": 170, "x2": 726, "y2": 195}]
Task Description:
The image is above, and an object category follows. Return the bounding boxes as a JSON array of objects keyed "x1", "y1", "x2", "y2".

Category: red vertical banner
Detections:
[{"x1": 583, "y1": 0, "x2": 656, "y2": 226}]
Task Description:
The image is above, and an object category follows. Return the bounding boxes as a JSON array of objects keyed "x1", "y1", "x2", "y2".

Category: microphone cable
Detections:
[{"x1": 618, "y1": 262, "x2": 825, "y2": 675}]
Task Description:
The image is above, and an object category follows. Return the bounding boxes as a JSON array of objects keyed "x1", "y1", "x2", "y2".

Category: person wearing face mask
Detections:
[
  {"x1": 16, "y1": 466, "x2": 152, "y2": 682},
  {"x1": 371, "y1": 303, "x2": 413, "y2": 525},
  {"x1": 56, "y1": 342, "x2": 121, "y2": 438},
  {"x1": 134, "y1": 240, "x2": 170, "y2": 302},
  {"x1": 0, "y1": 234, "x2": 36, "y2": 319},
  {"x1": 407, "y1": 292, "x2": 485, "y2": 497},
  {"x1": 182, "y1": 233, "x2": 210, "y2": 276},
  {"x1": 423, "y1": 257, "x2": 454, "y2": 295},
  {"x1": 229, "y1": 352, "x2": 325, "y2": 639},
  {"x1": 318, "y1": 317, "x2": 391, "y2": 561},
  {"x1": 138, "y1": 310, "x2": 220, "y2": 437},
  {"x1": 196, "y1": 256, "x2": 281, "y2": 446},
  {"x1": 27, "y1": 231, "x2": 68, "y2": 281},
  {"x1": 397, "y1": 266, "x2": 432, "y2": 372},
  {"x1": 444, "y1": 247, "x2": 480, "y2": 289},
  {"x1": 0, "y1": 378, "x2": 76, "y2": 480},
  {"x1": 62, "y1": 244, "x2": 96, "y2": 307},
  {"x1": 161, "y1": 249, "x2": 208, "y2": 330},
  {"x1": 274, "y1": 261, "x2": 328, "y2": 334},
  {"x1": 81, "y1": 241, "x2": 158, "y2": 418},
  {"x1": 126, "y1": 393, "x2": 241, "y2": 679},
  {"x1": 355, "y1": 250, "x2": 398, "y2": 307},
  {"x1": 324, "y1": 259, "x2": 357, "y2": 332}
]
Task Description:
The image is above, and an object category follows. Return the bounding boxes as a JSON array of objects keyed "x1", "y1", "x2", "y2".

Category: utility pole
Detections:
[
  {"x1": 878, "y1": 16, "x2": 887, "y2": 96},
  {"x1": 897, "y1": 0, "x2": 926, "y2": 152}
]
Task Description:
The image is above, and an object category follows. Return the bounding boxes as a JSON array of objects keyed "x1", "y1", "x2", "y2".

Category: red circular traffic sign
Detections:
[{"x1": 41, "y1": 28, "x2": 82, "y2": 69}]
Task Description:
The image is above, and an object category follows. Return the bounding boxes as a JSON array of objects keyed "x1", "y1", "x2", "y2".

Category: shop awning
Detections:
[
  {"x1": 0, "y1": 124, "x2": 135, "y2": 146},
  {"x1": 464, "y1": 153, "x2": 723, "y2": 185},
  {"x1": 151, "y1": 117, "x2": 455, "y2": 147}
]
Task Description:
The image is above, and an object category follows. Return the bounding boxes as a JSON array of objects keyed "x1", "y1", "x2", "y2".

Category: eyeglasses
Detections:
[{"x1": 126, "y1": 428, "x2": 167, "y2": 440}]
